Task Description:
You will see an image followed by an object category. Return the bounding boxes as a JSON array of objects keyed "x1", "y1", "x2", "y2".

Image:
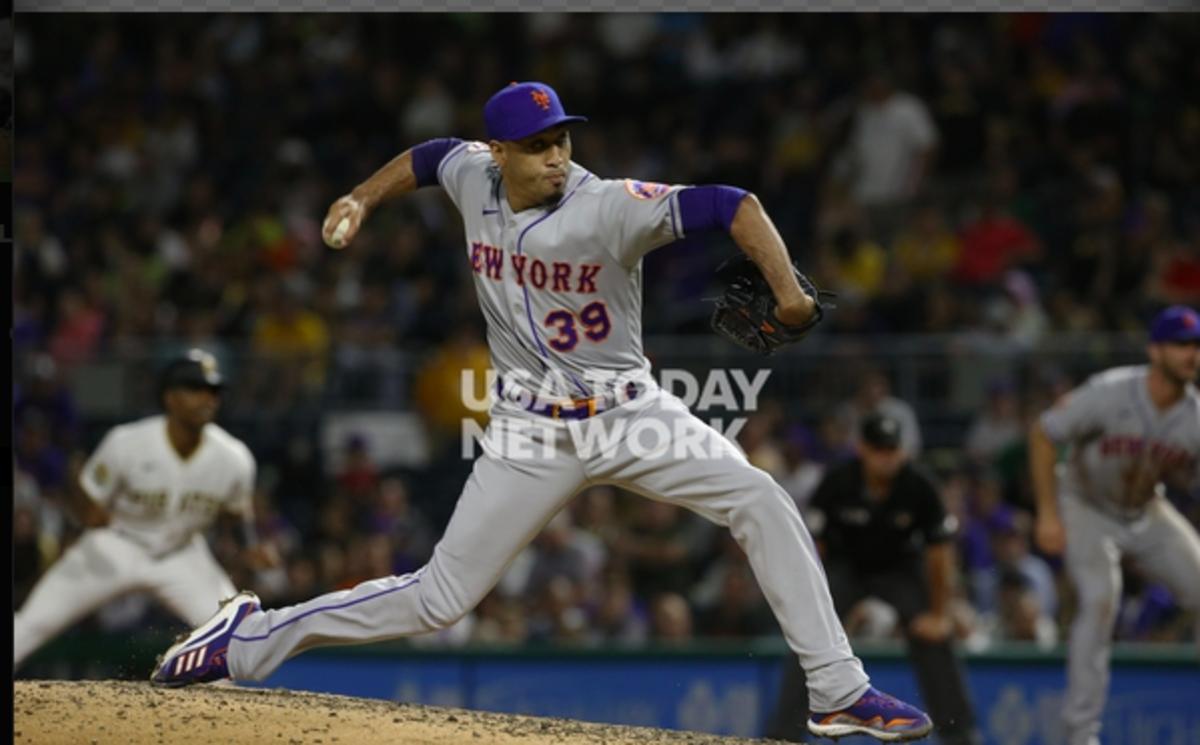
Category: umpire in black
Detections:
[{"x1": 767, "y1": 413, "x2": 981, "y2": 744}]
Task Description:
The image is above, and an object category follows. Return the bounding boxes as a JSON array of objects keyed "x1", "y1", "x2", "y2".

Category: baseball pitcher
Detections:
[
  {"x1": 14, "y1": 350, "x2": 274, "y2": 670},
  {"x1": 151, "y1": 82, "x2": 932, "y2": 742},
  {"x1": 1029, "y1": 305, "x2": 1200, "y2": 745}
]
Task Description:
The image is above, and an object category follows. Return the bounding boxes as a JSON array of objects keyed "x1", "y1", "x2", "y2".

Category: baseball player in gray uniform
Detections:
[
  {"x1": 15, "y1": 350, "x2": 275, "y2": 670},
  {"x1": 1029, "y1": 305, "x2": 1200, "y2": 745},
  {"x1": 152, "y1": 82, "x2": 932, "y2": 742}
]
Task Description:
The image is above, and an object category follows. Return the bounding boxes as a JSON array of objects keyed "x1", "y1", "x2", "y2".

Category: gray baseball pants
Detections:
[
  {"x1": 1061, "y1": 490, "x2": 1200, "y2": 745},
  {"x1": 226, "y1": 390, "x2": 870, "y2": 712}
]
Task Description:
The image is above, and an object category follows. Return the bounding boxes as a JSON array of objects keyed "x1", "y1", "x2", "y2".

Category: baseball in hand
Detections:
[{"x1": 331, "y1": 218, "x2": 351, "y2": 249}]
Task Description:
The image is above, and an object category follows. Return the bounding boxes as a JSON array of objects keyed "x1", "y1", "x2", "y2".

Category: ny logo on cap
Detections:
[{"x1": 531, "y1": 88, "x2": 552, "y2": 111}]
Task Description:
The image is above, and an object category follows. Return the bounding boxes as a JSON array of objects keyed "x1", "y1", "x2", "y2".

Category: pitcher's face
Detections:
[{"x1": 491, "y1": 125, "x2": 571, "y2": 210}]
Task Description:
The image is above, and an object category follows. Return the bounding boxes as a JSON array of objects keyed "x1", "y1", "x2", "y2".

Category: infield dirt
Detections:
[{"x1": 15, "y1": 680, "x2": 792, "y2": 744}]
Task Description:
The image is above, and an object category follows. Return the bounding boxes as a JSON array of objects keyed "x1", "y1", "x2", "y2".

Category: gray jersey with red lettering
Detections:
[
  {"x1": 437, "y1": 140, "x2": 685, "y2": 399},
  {"x1": 215, "y1": 137, "x2": 875, "y2": 714},
  {"x1": 1040, "y1": 364, "x2": 1200, "y2": 519}
]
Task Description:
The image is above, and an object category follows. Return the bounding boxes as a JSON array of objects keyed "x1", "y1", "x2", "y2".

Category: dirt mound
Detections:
[{"x1": 15, "y1": 680, "x2": 787, "y2": 744}]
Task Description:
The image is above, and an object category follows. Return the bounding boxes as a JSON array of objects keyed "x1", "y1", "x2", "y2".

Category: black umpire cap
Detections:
[
  {"x1": 159, "y1": 349, "x2": 224, "y2": 402},
  {"x1": 860, "y1": 412, "x2": 902, "y2": 450}
]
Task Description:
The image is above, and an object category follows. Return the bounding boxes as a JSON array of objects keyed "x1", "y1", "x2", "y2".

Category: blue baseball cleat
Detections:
[
  {"x1": 150, "y1": 591, "x2": 260, "y2": 687},
  {"x1": 808, "y1": 686, "x2": 934, "y2": 741}
]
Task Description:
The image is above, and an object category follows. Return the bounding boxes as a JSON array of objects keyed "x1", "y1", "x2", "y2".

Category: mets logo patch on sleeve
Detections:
[{"x1": 624, "y1": 179, "x2": 671, "y2": 200}]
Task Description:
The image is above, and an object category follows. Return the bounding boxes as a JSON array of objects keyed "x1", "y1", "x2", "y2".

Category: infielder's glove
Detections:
[{"x1": 710, "y1": 255, "x2": 835, "y2": 356}]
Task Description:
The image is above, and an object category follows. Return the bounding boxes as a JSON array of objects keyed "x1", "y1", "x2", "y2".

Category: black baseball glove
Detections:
[{"x1": 710, "y1": 255, "x2": 835, "y2": 355}]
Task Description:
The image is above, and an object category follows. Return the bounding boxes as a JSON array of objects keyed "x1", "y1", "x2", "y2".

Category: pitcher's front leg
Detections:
[{"x1": 228, "y1": 439, "x2": 586, "y2": 681}]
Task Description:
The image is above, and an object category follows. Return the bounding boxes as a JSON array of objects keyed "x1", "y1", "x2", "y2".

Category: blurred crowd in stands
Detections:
[{"x1": 12, "y1": 13, "x2": 1200, "y2": 667}]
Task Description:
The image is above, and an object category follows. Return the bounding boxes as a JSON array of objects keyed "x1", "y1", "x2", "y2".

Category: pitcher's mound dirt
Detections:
[{"x1": 15, "y1": 681, "x2": 790, "y2": 744}]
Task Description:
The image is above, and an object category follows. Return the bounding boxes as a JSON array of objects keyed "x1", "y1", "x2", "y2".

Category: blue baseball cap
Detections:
[
  {"x1": 483, "y1": 82, "x2": 587, "y2": 142},
  {"x1": 1149, "y1": 305, "x2": 1200, "y2": 343}
]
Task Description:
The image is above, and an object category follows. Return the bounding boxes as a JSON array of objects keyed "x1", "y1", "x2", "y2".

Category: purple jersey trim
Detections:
[
  {"x1": 412, "y1": 138, "x2": 464, "y2": 188},
  {"x1": 233, "y1": 572, "x2": 424, "y2": 643},
  {"x1": 516, "y1": 174, "x2": 594, "y2": 396},
  {"x1": 667, "y1": 194, "x2": 680, "y2": 240},
  {"x1": 677, "y1": 185, "x2": 749, "y2": 234},
  {"x1": 435, "y1": 140, "x2": 472, "y2": 187}
]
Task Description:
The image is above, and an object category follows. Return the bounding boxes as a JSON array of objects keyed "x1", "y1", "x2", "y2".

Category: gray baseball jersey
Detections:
[
  {"x1": 221, "y1": 143, "x2": 875, "y2": 715},
  {"x1": 1040, "y1": 365, "x2": 1200, "y2": 520},
  {"x1": 1041, "y1": 365, "x2": 1200, "y2": 745},
  {"x1": 438, "y1": 141, "x2": 683, "y2": 398}
]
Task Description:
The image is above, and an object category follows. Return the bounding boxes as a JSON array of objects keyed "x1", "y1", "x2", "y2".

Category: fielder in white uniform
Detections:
[
  {"x1": 152, "y1": 82, "x2": 932, "y2": 742},
  {"x1": 1030, "y1": 305, "x2": 1200, "y2": 745},
  {"x1": 15, "y1": 349, "x2": 270, "y2": 670}
]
